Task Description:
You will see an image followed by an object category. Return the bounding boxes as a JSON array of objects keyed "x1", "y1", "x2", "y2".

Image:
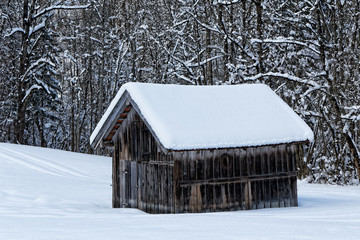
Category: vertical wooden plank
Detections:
[
  {"x1": 135, "y1": 117, "x2": 140, "y2": 162},
  {"x1": 255, "y1": 148, "x2": 262, "y2": 175},
  {"x1": 164, "y1": 162, "x2": 169, "y2": 213},
  {"x1": 137, "y1": 161, "x2": 141, "y2": 210},
  {"x1": 154, "y1": 164, "x2": 159, "y2": 214},
  {"x1": 285, "y1": 177, "x2": 291, "y2": 207},
  {"x1": 197, "y1": 157, "x2": 204, "y2": 181},
  {"x1": 168, "y1": 162, "x2": 172, "y2": 213},
  {"x1": 112, "y1": 138, "x2": 120, "y2": 208},
  {"x1": 173, "y1": 157, "x2": 181, "y2": 213},
  {"x1": 120, "y1": 160, "x2": 125, "y2": 207},
  {"x1": 264, "y1": 179, "x2": 271, "y2": 208},
  {"x1": 258, "y1": 180, "x2": 265, "y2": 209},
  {"x1": 205, "y1": 150, "x2": 213, "y2": 180},
  {"x1": 231, "y1": 149, "x2": 235, "y2": 178},
  {"x1": 240, "y1": 181, "x2": 246, "y2": 210},
  {"x1": 291, "y1": 175, "x2": 298, "y2": 206},
  {"x1": 269, "y1": 179, "x2": 279, "y2": 208},
  {"x1": 276, "y1": 145, "x2": 283, "y2": 173},
  {"x1": 245, "y1": 181, "x2": 252, "y2": 210},
  {"x1": 161, "y1": 164, "x2": 165, "y2": 213},
  {"x1": 262, "y1": 146, "x2": 269, "y2": 175},
  {"x1": 210, "y1": 150, "x2": 215, "y2": 180},
  {"x1": 234, "y1": 149, "x2": 241, "y2": 177},
  {"x1": 189, "y1": 184, "x2": 202, "y2": 213},
  {"x1": 152, "y1": 163, "x2": 156, "y2": 213},
  {"x1": 168, "y1": 164, "x2": 173, "y2": 213},
  {"x1": 230, "y1": 149, "x2": 235, "y2": 210},
  {"x1": 234, "y1": 182, "x2": 241, "y2": 210},
  {"x1": 145, "y1": 162, "x2": 149, "y2": 212},
  {"x1": 282, "y1": 145, "x2": 289, "y2": 173},
  {"x1": 138, "y1": 162, "x2": 142, "y2": 211},
  {"x1": 127, "y1": 126, "x2": 132, "y2": 161},
  {"x1": 240, "y1": 148, "x2": 247, "y2": 177},
  {"x1": 163, "y1": 164, "x2": 168, "y2": 213},
  {"x1": 278, "y1": 177, "x2": 285, "y2": 208},
  {"x1": 269, "y1": 146, "x2": 276, "y2": 174},
  {"x1": 183, "y1": 184, "x2": 189, "y2": 213},
  {"x1": 141, "y1": 163, "x2": 146, "y2": 212},
  {"x1": 148, "y1": 163, "x2": 153, "y2": 213},
  {"x1": 228, "y1": 182, "x2": 235, "y2": 210},
  {"x1": 162, "y1": 164, "x2": 166, "y2": 213},
  {"x1": 213, "y1": 183, "x2": 221, "y2": 211},
  {"x1": 251, "y1": 180, "x2": 257, "y2": 209},
  {"x1": 197, "y1": 150, "x2": 205, "y2": 212},
  {"x1": 247, "y1": 148, "x2": 255, "y2": 176},
  {"x1": 126, "y1": 160, "x2": 131, "y2": 208},
  {"x1": 189, "y1": 152, "x2": 196, "y2": 181},
  {"x1": 182, "y1": 152, "x2": 188, "y2": 182},
  {"x1": 200, "y1": 184, "x2": 207, "y2": 212},
  {"x1": 119, "y1": 159, "x2": 123, "y2": 207},
  {"x1": 206, "y1": 182, "x2": 214, "y2": 211},
  {"x1": 180, "y1": 154, "x2": 185, "y2": 213},
  {"x1": 130, "y1": 161, "x2": 137, "y2": 208},
  {"x1": 211, "y1": 151, "x2": 216, "y2": 212},
  {"x1": 214, "y1": 150, "x2": 220, "y2": 179},
  {"x1": 222, "y1": 184, "x2": 229, "y2": 211},
  {"x1": 290, "y1": 144, "x2": 296, "y2": 172},
  {"x1": 144, "y1": 162, "x2": 149, "y2": 213},
  {"x1": 158, "y1": 164, "x2": 162, "y2": 213}
]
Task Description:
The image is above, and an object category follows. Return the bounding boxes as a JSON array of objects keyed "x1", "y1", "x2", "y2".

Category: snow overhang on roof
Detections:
[{"x1": 90, "y1": 82, "x2": 314, "y2": 150}]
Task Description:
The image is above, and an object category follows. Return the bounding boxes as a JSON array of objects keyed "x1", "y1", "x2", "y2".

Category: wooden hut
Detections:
[{"x1": 90, "y1": 83, "x2": 313, "y2": 214}]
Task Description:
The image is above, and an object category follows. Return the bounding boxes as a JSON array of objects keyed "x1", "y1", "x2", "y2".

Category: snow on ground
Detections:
[{"x1": 0, "y1": 142, "x2": 359, "y2": 240}]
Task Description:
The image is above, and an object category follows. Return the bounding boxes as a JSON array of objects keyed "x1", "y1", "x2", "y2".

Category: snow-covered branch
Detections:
[
  {"x1": 251, "y1": 38, "x2": 320, "y2": 55},
  {"x1": 186, "y1": 55, "x2": 223, "y2": 68},
  {"x1": 215, "y1": 0, "x2": 241, "y2": 5},
  {"x1": 174, "y1": 73, "x2": 195, "y2": 84},
  {"x1": 244, "y1": 72, "x2": 322, "y2": 88},
  {"x1": 20, "y1": 58, "x2": 56, "y2": 82},
  {"x1": 29, "y1": 19, "x2": 46, "y2": 37},
  {"x1": 5, "y1": 28, "x2": 25, "y2": 37},
  {"x1": 115, "y1": 41, "x2": 129, "y2": 76},
  {"x1": 33, "y1": 4, "x2": 90, "y2": 19},
  {"x1": 22, "y1": 84, "x2": 41, "y2": 103},
  {"x1": 186, "y1": 10, "x2": 256, "y2": 62}
]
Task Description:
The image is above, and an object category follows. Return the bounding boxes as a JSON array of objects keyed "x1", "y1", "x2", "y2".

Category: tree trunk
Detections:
[
  {"x1": 345, "y1": 133, "x2": 360, "y2": 180},
  {"x1": 255, "y1": 0, "x2": 264, "y2": 74},
  {"x1": 16, "y1": 0, "x2": 31, "y2": 144}
]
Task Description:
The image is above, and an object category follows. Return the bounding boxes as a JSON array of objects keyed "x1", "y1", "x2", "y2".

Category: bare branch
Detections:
[{"x1": 33, "y1": 4, "x2": 90, "y2": 19}]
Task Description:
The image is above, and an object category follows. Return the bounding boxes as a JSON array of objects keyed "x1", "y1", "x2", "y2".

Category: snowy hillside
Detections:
[{"x1": 0, "y1": 142, "x2": 359, "y2": 240}]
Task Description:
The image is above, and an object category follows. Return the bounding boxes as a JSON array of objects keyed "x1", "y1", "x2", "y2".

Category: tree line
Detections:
[{"x1": 1, "y1": 0, "x2": 359, "y2": 184}]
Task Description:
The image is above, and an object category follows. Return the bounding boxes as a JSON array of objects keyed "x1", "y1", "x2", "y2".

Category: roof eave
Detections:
[
  {"x1": 90, "y1": 91, "x2": 169, "y2": 153},
  {"x1": 90, "y1": 91, "x2": 130, "y2": 149},
  {"x1": 167, "y1": 139, "x2": 311, "y2": 152}
]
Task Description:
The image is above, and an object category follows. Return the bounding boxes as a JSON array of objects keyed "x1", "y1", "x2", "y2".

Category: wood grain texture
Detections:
[{"x1": 112, "y1": 110, "x2": 303, "y2": 214}]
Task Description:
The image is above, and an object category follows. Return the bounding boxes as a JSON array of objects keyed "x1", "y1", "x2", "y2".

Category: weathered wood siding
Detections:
[
  {"x1": 112, "y1": 106, "x2": 301, "y2": 214},
  {"x1": 172, "y1": 144, "x2": 299, "y2": 213},
  {"x1": 112, "y1": 109, "x2": 174, "y2": 213}
]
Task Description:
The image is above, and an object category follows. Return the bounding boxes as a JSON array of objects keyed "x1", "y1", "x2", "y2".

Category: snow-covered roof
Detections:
[{"x1": 90, "y1": 82, "x2": 313, "y2": 150}]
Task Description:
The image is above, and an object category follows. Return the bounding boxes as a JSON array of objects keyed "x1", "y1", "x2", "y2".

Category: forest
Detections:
[{"x1": 0, "y1": 0, "x2": 359, "y2": 184}]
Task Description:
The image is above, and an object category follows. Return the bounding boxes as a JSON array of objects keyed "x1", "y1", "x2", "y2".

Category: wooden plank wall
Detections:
[
  {"x1": 114, "y1": 109, "x2": 174, "y2": 213},
  {"x1": 172, "y1": 144, "x2": 299, "y2": 213},
  {"x1": 113, "y1": 108, "x2": 301, "y2": 214}
]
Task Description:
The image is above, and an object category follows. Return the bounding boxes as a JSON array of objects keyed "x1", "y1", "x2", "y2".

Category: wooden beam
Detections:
[
  {"x1": 90, "y1": 92, "x2": 130, "y2": 149},
  {"x1": 124, "y1": 107, "x2": 132, "y2": 112}
]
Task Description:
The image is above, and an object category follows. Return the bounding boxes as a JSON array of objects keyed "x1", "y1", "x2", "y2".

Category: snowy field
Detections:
[{"x1": 0, "y1": 142, "x2": 359, "y2": 240}]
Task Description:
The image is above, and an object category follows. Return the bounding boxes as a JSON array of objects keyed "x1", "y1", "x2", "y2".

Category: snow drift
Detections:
[{"x1": 0, "y1": 142, "x2": 359, "y2": 240}]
